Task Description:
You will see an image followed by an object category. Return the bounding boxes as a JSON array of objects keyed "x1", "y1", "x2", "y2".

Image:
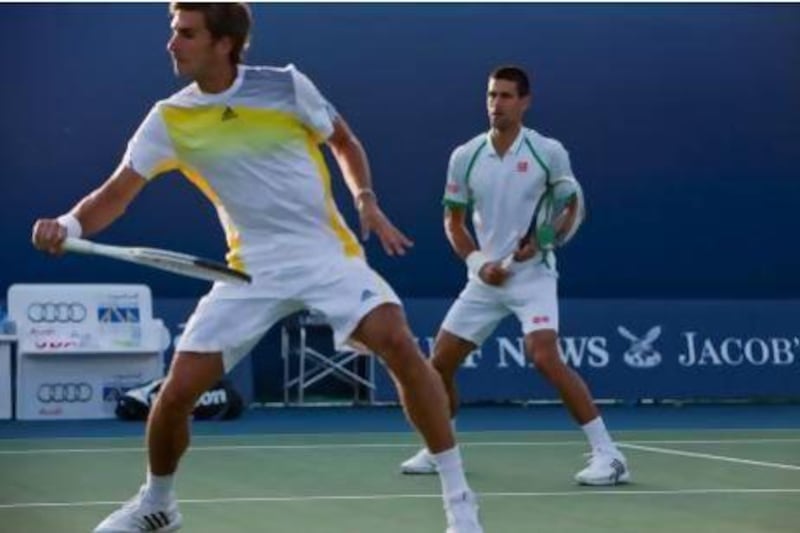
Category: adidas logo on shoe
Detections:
[{"x1": 142, "y1": 511, "x2": 173, "y2": 531}]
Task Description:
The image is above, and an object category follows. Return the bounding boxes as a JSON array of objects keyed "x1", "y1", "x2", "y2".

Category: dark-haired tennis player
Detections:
[{"x1": 400, "y1": 65, "x2": 629, "y2": 488}]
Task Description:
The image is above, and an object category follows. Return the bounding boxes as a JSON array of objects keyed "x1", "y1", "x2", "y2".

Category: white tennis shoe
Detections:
[
  {"x1": 94, "y1": 486, "x2": 182, "y2": 532},
  {"x1": 575, "y1": 448, "x2": 630, "y2": 486},
  {"x1": 400, "y1": 448, "x2": 438, "y2": 475},
  {"x1": 445, "y1": 490, "x2": 483, "y2": 533}
]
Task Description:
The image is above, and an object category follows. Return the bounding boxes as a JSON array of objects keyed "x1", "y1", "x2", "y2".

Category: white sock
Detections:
[
  {"x1": 145, "y1": 471, "x2": 175, "y2": 502},
  {"x1": 432, "y1": 446, "x2": 470, "y2": 500},
  {"x1": 581, "y1": 417, "x2": 615, "y2": 452}
]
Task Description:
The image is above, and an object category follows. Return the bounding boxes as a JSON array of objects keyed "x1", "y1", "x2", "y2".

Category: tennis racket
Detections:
[
  {"x1": 501, "y1": 175, "x2": 585, "y2": 269},
  {"x1": 62, "y1": 237, "x2": 252, "y2": 285}
]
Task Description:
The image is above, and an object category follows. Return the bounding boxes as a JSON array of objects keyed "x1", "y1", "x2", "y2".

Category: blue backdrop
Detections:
[
  {"x1": 1, "y1": 4, "x2": 798, "y2": 299},
  {"x1": 1, "y1": 5, "x2": 799, "y2": 403}
]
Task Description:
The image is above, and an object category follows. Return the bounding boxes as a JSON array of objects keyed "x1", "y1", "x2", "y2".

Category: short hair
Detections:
[
  {"x1": 170, "y1": 3, "x2": 252, "y2": 65},
  {"x1": 490, "y1": 65, "x2": 530, "y2": 97}
]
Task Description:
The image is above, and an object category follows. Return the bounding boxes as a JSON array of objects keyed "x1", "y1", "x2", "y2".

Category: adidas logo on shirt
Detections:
[{"x1": 360, "y1": 289, "x2": 377, "y2": 302}]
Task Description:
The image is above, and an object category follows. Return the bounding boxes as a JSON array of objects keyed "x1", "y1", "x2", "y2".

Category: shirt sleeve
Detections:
[
  {"x1": 548, "y1": 140, "x2": 575, "y2": 180},
  {"x1": 443, "y1": 145, "x2": 470, "y2": 207},
  {"x1": 290, "y1": 66, "x2": 337, "y2": 143},
  {"x1": 121, "y1": 104, "x2": 179, "y2": 180}
]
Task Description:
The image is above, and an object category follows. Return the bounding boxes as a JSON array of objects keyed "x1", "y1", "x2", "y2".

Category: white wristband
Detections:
[
  {"x1": 57, "y1": 213, "x2": 82, "y2": 238},
  {"x1": 465, "y1": 250, "x2": 488, "y2": 276}
]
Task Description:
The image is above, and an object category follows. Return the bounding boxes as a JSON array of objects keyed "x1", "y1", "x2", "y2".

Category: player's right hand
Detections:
[
  {"x1": 478, "y1": 261, "x2": 511, "y2": 286},
  {"x1": 31, "y1": 218, "x2": 67, "y2": 255}
]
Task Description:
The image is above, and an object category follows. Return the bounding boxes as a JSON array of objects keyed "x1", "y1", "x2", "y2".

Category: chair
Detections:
[{"x1": 281, "y1": 310, "x2": 375, "y2": 405}]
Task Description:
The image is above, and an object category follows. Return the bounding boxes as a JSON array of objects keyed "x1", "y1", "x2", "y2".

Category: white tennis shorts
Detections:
[
  {"x1": 441, "y1": 260, "x2": 559, "y2": 346},
  {"x1": 176, "y1": 255, "x2": 401, "y2": 371}
]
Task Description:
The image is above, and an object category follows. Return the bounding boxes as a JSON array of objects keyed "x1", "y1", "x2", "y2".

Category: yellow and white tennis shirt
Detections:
[
  {"x1": 443, "y1": 127, "x2": 574, "y2": 266},
  {"x1": 123, "y1": 64, "x2": 363, "y2": 279}
]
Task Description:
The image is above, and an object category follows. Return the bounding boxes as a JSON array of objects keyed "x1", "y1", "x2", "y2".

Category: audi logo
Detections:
[
  {"x1": 37, "y1": 383, "x2": 93, "y2": 403},
  {"x1": 27, "y1": 302, "x2": 87, "y2": 323}
]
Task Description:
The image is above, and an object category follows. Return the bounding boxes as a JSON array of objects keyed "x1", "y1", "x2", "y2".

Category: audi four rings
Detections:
[
  {"x1": 37, "y1": 383, "x2": 93, "y2": 403},
  {"x1": 27, "y1": 302, "x2": 88, "y2": 323}
]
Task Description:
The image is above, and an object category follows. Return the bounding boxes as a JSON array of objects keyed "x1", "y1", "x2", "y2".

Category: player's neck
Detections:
[
  {"x1": 489, "y1": 124, "x2": 522, "y2": 157},
  {"x1": 195, "y1": 63, "x2": 238, "y2": 94}
]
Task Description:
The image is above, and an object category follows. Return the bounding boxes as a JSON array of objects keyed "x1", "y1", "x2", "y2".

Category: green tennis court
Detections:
[{"x1": 1, "y1": 409, "x2": 798, "y2": 532}]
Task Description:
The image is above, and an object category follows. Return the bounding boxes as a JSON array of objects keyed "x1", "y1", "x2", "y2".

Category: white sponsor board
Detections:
[
  {"x1": 8, "y1": 284, "x2": 170, "y2": 420},
  {"x1": 0, "y1": 335, "x2": 14, "y2": 420}
]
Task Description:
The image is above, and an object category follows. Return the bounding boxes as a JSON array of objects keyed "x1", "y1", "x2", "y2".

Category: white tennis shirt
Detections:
[
  {"x1": 123, "y1": 64, "x2": 362, "y2": 275},
  {"x1": 443, "y1": 127, "x2": 575, "y2": 263}
]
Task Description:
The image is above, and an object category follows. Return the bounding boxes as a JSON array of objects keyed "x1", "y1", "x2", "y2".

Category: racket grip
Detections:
[
  {"x1": 500, "y1": 254, "x2": 515, "y2": 270},
  {"x1": 61, "y1": 237, "x2": 94, "y2": 254}
]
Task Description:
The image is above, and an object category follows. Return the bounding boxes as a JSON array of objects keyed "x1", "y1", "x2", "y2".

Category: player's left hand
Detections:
[{"x1": 357, "y1": 195, "x2": 414, "y2": 256}]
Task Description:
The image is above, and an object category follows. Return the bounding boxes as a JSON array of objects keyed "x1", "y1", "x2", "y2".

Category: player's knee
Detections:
[
  {"x1": 531, "y1": 351, "x2": 562, "y2": 379},
  {"x1": 372, "y1": 326, "x2": 416, "y2": 359},
  {"x1": 378, "y1": 339, "x2": 429, "y2": 385},
  {"x1": 525, "y1": 331, "x2": 562, "y2": 375},
  {"x1": 154, "y1": 378, "x2": 202, "y2": 415},
  {"x1": 430, "y1": 354, "x2": 454, "y2": 379},
  {"x1": 430, "y1": 335, "x2": 470, "y2": 377}
]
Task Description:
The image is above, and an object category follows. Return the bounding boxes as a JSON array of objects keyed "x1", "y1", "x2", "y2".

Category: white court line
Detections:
[
  {"x1": 0, "y1": 443, "x2": 422, "y2": 455},
  {"x1": 620, "y1": 443, "x2": 800, "y2": 471},
  {"x1": 2, "y1": 427, "x2": 798, "y2": 444},
  {"x1": 2, "y1": 488, "x2": 799, "y2": 510},
  {"x1": 0, "y1": 441, "x2": 596, "y2": 455},
  {"x1": 1, "y1": 438, "x2": 800, "y2": 455}
]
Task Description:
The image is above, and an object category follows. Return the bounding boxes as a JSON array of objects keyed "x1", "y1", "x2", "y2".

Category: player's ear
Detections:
[
  {"x1": 521, "y1": 93, "x2": 531, "y2": 112},
  {"x1": 214, "y1": 35, "x2": 234, "y2": 61}
]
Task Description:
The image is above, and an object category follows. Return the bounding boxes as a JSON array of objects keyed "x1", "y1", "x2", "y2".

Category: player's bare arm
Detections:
[
  {"x1": 512, "y1": 232, "x2": 539, "y2": 262},
  {"x1": 443, "y1": 205, "x2": 477, "y2": 260},
  {"x1": 445, "y1": 205, "x2": 510, "y2": 286},
  {"x1": 512, "y1": 186, "x2": 579, "y2": 262},
  {"x1": 31, "y1": 164, "x2": 146, "y2": 255},
  {"x1": 554, "y1": 198, "x2": 579, "y2": 240},
  {"x1": 327, "y1": 116, "x2": 413, "y2": 256},
  {"x1": 511, "y1": 203, "x2": 576, "y2": 263}
]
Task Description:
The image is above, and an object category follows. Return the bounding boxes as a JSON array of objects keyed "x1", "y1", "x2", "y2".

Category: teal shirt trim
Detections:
[
  {"x1": 464, "y1": 140, "x2": 488, "y2": 189},
  {"x1": 523, "y1": 137, "x2": 551, "y2": 184},
  {"x1": 442, "y1": 198, "x2": 469, "y2": 209}
]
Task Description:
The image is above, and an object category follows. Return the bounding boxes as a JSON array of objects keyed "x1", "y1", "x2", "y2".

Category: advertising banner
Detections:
[
  {"x1": 8, "y1": 284, "x2": 162, "y2": 354},
  {"x1": 373, "y1": 299, "x2": 800, "y2": 403},
  {"x1": 0, "y1": 335, "x2": 13, "y2": 419},
  {"x1": 7, "y1": 284, "x2": 168, "y2": 420}
]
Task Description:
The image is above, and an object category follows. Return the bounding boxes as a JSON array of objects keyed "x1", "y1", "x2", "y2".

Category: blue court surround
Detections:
[{"x1": 1, "y1": 404, "x2": 798, "y2": 440}]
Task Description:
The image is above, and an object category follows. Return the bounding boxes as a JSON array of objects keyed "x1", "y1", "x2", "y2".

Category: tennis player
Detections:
[
  {"x1": 400, "y1": 66, "x2": 630, "y2": 486},
  {"x1": 31, "y1": 4, "x2": 482, "y2": 532}
]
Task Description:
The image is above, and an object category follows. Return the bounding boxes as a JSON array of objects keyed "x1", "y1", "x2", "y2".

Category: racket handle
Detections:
[
  {"x1": 500, "y1": 254, "x2": 515, "y2": 270},
  {"x1": 62, "y1": 237, "x2": 95, "y2": 254}
]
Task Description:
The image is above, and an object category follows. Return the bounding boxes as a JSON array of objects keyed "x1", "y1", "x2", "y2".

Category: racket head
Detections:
[
  {"x1": 527, "y1": 176, "x2": 585, "y2": 250},
  {"x1": 550, "y1": 176, "x2": 585, "y2": 246}
]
